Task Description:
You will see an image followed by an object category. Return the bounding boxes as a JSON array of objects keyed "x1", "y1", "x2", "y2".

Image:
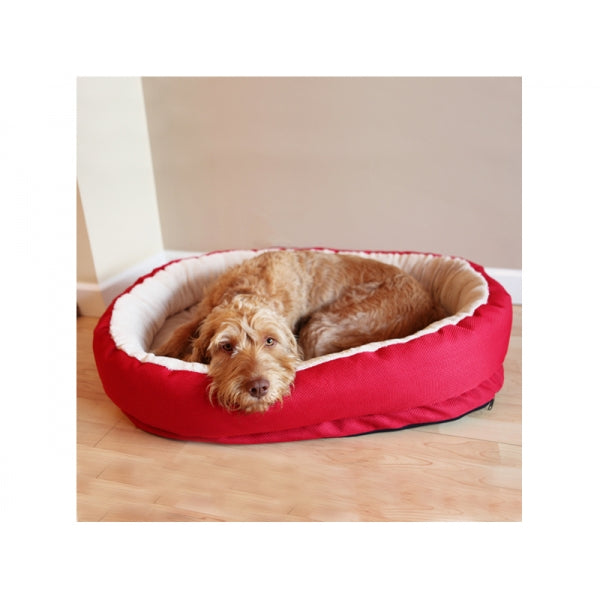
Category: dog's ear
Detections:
[
  {"x1": 280, "y1": 324, "x2": 303, "y2": 361},
  {"x1": 189, "y1": 318, "x2": 215, "y2": 363},
  {"x1": 155, "y1": 318, "x2": 201, "y2": 360},
  {"x1": 293, "y1": 335, "x2": 304, "y2": 361}
]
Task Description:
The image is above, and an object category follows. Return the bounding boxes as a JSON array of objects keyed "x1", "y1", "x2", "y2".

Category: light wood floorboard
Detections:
[{"x1": 77, "y1": 306, "x2": 521, "y2": 521}]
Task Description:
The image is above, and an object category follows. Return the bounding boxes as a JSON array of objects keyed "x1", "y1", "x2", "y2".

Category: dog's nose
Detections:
[{"x1": 248, "y1": 378, "x2": 270, "y2": 398}]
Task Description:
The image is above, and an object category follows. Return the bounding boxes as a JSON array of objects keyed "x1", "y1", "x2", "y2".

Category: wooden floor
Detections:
[{"x1": 77, "y1": 306, "x2": 521, "y2": 521}]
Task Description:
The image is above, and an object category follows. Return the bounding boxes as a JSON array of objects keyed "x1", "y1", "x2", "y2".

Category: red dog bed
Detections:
[{"x1": 93, "y1": 249, "x2": 512, "y2": 444}]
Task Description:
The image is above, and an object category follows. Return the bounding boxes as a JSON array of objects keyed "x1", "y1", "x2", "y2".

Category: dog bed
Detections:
[{"x1": 93, "y1": 248, "x2": 513, "y2": 444}]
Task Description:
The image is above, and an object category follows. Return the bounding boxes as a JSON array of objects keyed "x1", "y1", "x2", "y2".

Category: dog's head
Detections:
[{"x1": 190, "y1": 296, "x2": 301, "y2": 413}]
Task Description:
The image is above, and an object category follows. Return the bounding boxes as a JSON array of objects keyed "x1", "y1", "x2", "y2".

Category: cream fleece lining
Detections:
[{"x1": 109, "y1": 250, "x2": 488, "y2": 374}]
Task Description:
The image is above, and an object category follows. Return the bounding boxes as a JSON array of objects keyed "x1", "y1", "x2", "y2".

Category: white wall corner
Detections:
[
  {"x1": 77, "y1": 250, "x2": 204, "y2": 317},
  {"x1": 77, "y1": 77, "x2": 164, "y2": 284}
]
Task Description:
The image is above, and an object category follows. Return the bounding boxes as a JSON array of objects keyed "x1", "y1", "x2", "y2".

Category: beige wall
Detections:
[
  {"x1": 143, "y1": 77, "x2": 521, "y2": 268},
  {"x1": 76, "y1": 76, "x2": 520, "y2": 315}
]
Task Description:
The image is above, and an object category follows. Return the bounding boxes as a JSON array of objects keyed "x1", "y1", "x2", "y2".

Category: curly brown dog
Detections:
[{"x1": 156, "y1": 250, "x2": 444, "y2": 413}]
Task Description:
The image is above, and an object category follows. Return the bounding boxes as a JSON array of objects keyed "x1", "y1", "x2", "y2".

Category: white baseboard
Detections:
[
  {"x1": 78, "y1": 250, "x2": 204, "y2": 317},
  {"x1": 77, "y1": 251, "x2": 522, "y2": 317},
  {"x1": 486, "y1": 268, "x2": 522, "y2": 305},
  {"x1": 76, "y1": 282, "x2": 109, "y2": 317}
]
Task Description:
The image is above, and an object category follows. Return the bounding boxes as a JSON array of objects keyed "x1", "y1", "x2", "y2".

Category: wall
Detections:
[
  {"x1": 77, "y1": 77, "x2": 163, "y2": 284},
  {"x1": 143, "y1": 77, "x2": 521, "y2": 269},
  {"x1": 76, "y1": 184, "x2": 97, "y2": 283},
  {"x1": 77, "y1": 77, "x2": 521, "y2": 315}
]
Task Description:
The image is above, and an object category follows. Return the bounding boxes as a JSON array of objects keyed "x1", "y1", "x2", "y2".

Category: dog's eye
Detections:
[
  {"x1": 265, "y1": 337, "x2": 276, "y2": 347},
  {"x1": 220, "y1": 342, "x2": 234, "y2": 353}
]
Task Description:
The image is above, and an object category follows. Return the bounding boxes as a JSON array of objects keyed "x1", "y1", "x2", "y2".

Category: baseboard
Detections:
[
  {"x1": 76, "y1": 282, "x2": 109, "y2": 317},
  {"x1": 486, "y1": 268, "x2": 522, "y2": 305},
  {"x1": 77, "y1": 252, "x2": 165, "y2": 317},
  {"x1": 77, "y1": 251, "x2": 522, "y2": 318}
]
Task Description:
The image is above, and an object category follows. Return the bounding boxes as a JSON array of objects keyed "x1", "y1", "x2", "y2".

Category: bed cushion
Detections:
[{"x1": 93, "y1": 248, "x2": 513, "y2": 443}]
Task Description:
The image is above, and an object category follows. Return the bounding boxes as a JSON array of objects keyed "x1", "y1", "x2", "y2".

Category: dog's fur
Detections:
[{"x1": 156, "y1": 251, "x2": 444, "y2": 413}]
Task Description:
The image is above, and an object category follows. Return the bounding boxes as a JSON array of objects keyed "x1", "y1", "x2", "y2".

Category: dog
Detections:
[{"x1": 155, "y1": 250, "x2": 444, "y2": 413}]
